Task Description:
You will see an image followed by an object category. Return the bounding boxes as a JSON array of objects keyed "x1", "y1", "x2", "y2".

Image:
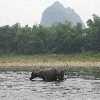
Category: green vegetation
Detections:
[
  {"x1": 0, "y1": 52, "x2": 100, "y2": 62},
  {"x1": 0, "y1": 15, "x2": 99, "y2": 54},
  {"x1": 0, "y1": 53, "x2": 100, "y2": 69}
]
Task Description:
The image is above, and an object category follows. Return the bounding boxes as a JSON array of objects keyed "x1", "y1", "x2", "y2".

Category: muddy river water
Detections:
[{"x1": 0, "y1": 71, "x2": 100, "y2": 100}]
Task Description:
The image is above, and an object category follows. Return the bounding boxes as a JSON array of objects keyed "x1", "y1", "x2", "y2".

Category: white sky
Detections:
[{"x1": 0, "y1": 0, "x2": 99, "y2": 26}]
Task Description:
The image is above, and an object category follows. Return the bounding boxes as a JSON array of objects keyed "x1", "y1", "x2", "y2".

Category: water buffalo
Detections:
[{"x1": 30, "y1": 68, "x2": 64, "y2": 82}]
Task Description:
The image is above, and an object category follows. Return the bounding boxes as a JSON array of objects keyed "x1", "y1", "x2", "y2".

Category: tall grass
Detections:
[{"x1": 0, "y1": 52, "x2": 100, "y2": 71}]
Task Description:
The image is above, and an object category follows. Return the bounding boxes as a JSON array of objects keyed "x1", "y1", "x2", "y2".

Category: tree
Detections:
[{"x1": 85, "y1": 14, "x2": 100, "y2": 51}]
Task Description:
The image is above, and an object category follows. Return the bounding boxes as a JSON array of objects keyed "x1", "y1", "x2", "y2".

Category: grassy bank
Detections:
[
  {"x1": 0, "y1": 52, "x2": 100, "y2": 78},
  {"x1": 0, "y1": 52, "x2": 100, "y2": 71}
]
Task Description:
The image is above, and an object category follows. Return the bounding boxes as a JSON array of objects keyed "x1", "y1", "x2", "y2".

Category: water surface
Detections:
[{"x1": 0, "y1": 71, "x2": 100, "y2": 100}]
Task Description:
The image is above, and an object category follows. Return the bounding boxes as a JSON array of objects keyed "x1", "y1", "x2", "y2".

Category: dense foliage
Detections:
[{"x1": 0, "y1": 15, "x2": 100, "y2": 54}]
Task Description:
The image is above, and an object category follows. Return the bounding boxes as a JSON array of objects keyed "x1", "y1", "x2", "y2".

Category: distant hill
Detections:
[{"x1": 40, "y1": 1, "x2": 83, "y2": 26}]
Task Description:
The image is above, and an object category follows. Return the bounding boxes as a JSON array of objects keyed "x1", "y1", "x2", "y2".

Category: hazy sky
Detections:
[{"x1": 0, "y1": 0, "x2": 99, "y2": 26}]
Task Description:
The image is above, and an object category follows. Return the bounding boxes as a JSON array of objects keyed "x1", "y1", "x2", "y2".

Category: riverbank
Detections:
[{"x1": 0, "y1": 53, "x2": 100, "y2": 71}]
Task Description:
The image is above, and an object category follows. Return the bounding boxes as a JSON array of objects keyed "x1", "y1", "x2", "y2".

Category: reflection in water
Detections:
[{"x1": 0, "y1": 71, "x2": 100, "y2": 100}]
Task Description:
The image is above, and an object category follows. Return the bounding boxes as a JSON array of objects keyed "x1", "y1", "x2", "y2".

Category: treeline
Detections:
[{"x1": 0, "y1": 15, "x2": 100, "y2": 54}]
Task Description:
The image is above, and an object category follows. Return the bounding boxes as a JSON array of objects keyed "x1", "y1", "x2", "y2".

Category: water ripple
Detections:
[{"x1": 0, "y1": 71, "x2": 100, "y2": 100}]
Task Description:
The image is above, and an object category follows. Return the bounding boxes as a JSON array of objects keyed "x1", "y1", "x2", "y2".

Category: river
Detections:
[{"x1": 0, "y1": 71, "x2": 100, "y2": 100}]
